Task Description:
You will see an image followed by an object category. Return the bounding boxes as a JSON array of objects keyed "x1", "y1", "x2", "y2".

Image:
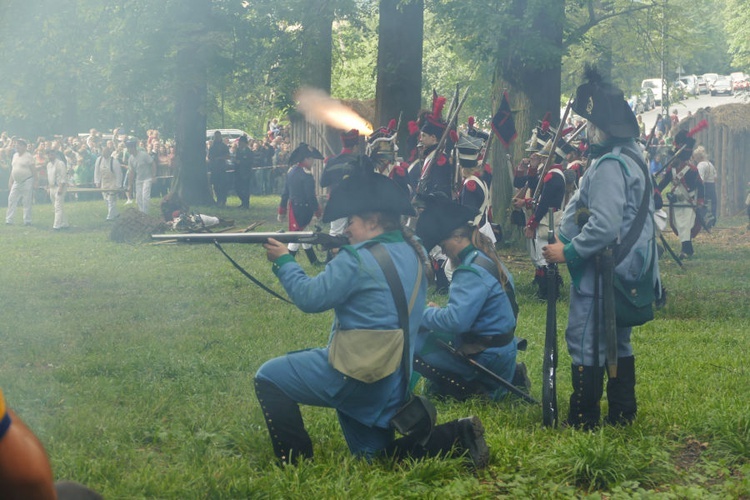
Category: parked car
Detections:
[
  {"x1": 696, "y1": 76, "x2": 709, "y2": 94},
  {"x1": 206, "y1": 129, "x2": 252, "y2": 144},
  {"x1": 678, "y1": 75, "x2": 699, "y2": 96},
  {"x1": 730, "y1": 72, "x2": 749, "y2": 91},
  {"x1": 641, "y1": 78, "x2": 667, "y2": 105},
  {"x1": 702, "y1": 73, "x2": 719, "y2": 86},
  {"x1": 671, "y1": 80, "x2": 687, "y2": 101},
  {"x1": 710, "y1": 76, "x2": 733, "y2": 96}
]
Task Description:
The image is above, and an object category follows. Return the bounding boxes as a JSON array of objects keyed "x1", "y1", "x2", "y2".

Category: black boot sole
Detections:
[{"x1": 457, "y1": 416, "x2": 490, "y2": 469}]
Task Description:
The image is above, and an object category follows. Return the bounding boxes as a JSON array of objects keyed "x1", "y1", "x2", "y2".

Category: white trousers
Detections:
[
  {"x1": 103, "y1": 192, "x2": 119, "y2": 220},
  {"x1": 6, "y1": 177, "x2": 34, "y2": 224},
  {"x1": 287, "y1": 242, "x2": 312, "y2": 251},
  {"x1": 135, "y1": 178, "x2": 152, "y2": 214},
  {"x1": 329, "y1": 217, "x2": 347, "y2": 237},
  {"x1": 50, "y1": 187, "x2": 68, "y2": 229}
]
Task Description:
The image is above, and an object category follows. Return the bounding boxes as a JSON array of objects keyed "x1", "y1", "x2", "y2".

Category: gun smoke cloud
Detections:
[{"x1": 295, "y1": 87, "x2": 373, "y2": 136}]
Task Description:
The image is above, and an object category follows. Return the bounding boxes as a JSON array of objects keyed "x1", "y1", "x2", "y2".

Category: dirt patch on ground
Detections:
[
  {"x1": 695, "y1": 225, "x2": 750, "y2": 250},
  {"x1": 673, "y1": 437, "x2": 708, "y2": 472},
  {"x1": 662, "y1": 221, "x2": 750, "y2": 251}
]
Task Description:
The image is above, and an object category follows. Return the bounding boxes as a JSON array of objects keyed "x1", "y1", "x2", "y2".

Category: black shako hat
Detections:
[
  {"x1": 322, "y1": 169, "x2": 415, "y2": 223},
  {"x1": 456, "y1": 133, "x2": 484, "y2": 169},
  {"x1": 673, "y1": 129, "x2": 696, "y2": 161},
  {"x1": 572, "y1": 64, "x2": 639, "y2": 139},
  {"x1": 421, "y1": 95, "x2": 447, "y2": 138},
  {"x1": 289, "y1": 142, "x2": 324, "y2": 165},
  {"x1": 415, "y1": 193, "x2": 479, "y2": 251}
]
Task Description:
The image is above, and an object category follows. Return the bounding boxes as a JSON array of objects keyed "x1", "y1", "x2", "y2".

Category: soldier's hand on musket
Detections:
[
  {"x1": 524, "y1": 226, "x2": 536, "y2": 239},
  {"x1": 263, "y1": 238, "x2": 289, "y2": 262},
  {"x1": 512, "y1": 198, "x2": 526, "y2": 209},
  {"x1": 542, "y1": 236, "x2": 566, "y2": 264}
]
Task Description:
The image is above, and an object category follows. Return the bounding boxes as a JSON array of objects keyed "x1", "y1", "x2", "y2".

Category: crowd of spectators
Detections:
[
  {"x1": 0, "y1": 129, "x2": 177, "y2": 203},
  {"x1": 1, "y1": 120, "x2": 298, "y2": 219}
]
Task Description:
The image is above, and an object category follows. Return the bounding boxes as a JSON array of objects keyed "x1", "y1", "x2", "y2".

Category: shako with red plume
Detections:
[{"x1": 421, "y1": 95, "x2": 447, "y2": 137}]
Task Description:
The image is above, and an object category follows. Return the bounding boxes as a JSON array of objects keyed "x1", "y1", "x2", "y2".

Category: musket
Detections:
[
  {"x1": 659, "y1": 232, "x2": 685, "y2": 268},
  {"x1": 652, "y1": 145, "x2": 686, "y2": 178},
  {"x1": 531, "y1": 95, "x2": 574, "y2": 203},
  {"x1": 653, "y1": 120, "x2": 709, "y2": 179},
  {"x1": 417, "y1": 86, "x2": 471, "y2": 193},
  {"x1": 643, "y1": 116, "x2": 660, "y2": 152},
  {"x1": 513, "y1": 121, "x2": 586, "y2": 205},
  {"x1": 435, "y1": 340, "x2": 539, "y2": 405},
  {"x1": 152, "y1": 231, "x2": 348, "y2": 250},
  {"x1": 542, "y1": 207, "x2": 558, "y2": 427}
]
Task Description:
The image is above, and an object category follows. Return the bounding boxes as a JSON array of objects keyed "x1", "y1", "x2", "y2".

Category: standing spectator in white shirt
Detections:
[
  {"x1": 46, "y1": 149, "x2": 69, "y2": 230},
  {"x1": 694, "y1": 146, "x2": 718, "y2": 224},
  {"x1": 5, "y1": 139, "x2": 37, "y2": 226},
  {"x1": 125, "y1": 139, "x2": 155, "y2": 215},
  {"x1": 94, "y1": 145, "x2": 123, "y2": 221}
]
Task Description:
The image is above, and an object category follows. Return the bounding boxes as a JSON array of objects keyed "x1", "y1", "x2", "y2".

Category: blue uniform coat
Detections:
[
  {"x1": 418, "y1": 245, "x2": 518, "y2": 399},
  {"x1": 558, "y1": 140, "x2": 660, "y2": 365},
  {"x1": 256, "y1": 231, "x2": 427, "y2": 444}
]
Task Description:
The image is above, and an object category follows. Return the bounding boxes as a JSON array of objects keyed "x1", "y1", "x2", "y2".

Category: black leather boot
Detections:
[
  {"x1": 566, "y1": 364, "x2": 605, "y2": 431},
  {"x1": 604, "y1": 356, "x2": 637, "y2": 426},
  {"x1": 254, "y1": 378, "x2": 313, "y2": 464},
  {"x1": 387, "y1": 416, "x2": 489, "y2": 469},
  {"x1": 680, "y1": 241, "x2": 694, "y2": 258}
]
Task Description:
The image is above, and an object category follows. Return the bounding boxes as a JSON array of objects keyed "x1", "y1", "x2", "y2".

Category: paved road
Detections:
[{"x1": 640, "y1": 91, "x2": 749, "y2": 132}]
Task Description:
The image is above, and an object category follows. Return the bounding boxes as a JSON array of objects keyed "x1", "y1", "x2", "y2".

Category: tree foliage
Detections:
[
  {"x1": 0, "y1": 0, "x2": 742, "y2": 143},
  {"x1": 724, "y1": 0, "x2": 750, "y2": 69}
]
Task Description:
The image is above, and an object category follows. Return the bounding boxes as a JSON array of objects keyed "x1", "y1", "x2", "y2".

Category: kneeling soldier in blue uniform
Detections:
[
  {"x1": 255, "y1": 171, "x2": 490, "y2": 468},
  {"x1": 414, "y1": 194, "x2": 525, "y2": 401}
]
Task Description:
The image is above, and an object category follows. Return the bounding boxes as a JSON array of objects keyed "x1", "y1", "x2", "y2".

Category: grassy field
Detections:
[{"x1": 1, "y1": 195, "x2": 749, "y2": 499}]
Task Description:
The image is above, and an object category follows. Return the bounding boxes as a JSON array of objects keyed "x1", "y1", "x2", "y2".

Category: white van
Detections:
[
  {"x1": 678, "y1": 75, "x2": 699, "y2": 96},
  {"x1": 641, "y1": 78, "x2": 667, "y2": 105}
]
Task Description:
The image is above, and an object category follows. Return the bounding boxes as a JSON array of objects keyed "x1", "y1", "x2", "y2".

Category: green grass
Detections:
[{"x1": 1, "y1": 195, "x2": 749, "y2": 498}]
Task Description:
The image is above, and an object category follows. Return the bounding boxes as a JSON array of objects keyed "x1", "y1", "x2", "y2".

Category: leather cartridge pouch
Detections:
[
  {"x1": 328, "y1": 328, "x2": 404, "y2": 384},
  {"x1": 390, "y1": 394, "x2": 437, "y2": 446},
  {"x1": 328, "y1": 243, "x2": 423, "y2": 384},
  {"x1": 612, "y1": 256, "x2": 656, "y2": 328}
]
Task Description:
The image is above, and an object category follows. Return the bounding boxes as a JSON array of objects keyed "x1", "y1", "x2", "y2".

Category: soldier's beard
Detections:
[{"x1": 588, "y1": 122, "x2": 608, "y2": 145}]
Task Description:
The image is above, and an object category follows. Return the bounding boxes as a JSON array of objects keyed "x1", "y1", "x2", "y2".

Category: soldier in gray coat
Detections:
[{"x1": 543, "y1": 65, "x2": 660, "y2": 430}]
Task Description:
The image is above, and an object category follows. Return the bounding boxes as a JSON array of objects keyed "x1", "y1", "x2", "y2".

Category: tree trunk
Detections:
[
  {"x1": 173, "y1": 0, "x2": 213, "y2": 206},
  {"x1": 375, "y1": 0, "x2": 424, "y2": 149},
  {"x1": 301, "y1": 1, "x2": 334, "y2": 93},
  {"x1": 299, "y1": 0, "x2": 337, "y2": 152},
  {"x1": 490, "y1": 0, "x2": 564, "y2": 233}
]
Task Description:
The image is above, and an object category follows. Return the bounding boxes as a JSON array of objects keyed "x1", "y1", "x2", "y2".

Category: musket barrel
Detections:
[{"x1": 151, "y1": 231, "x2": 349, "y2": 248}]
